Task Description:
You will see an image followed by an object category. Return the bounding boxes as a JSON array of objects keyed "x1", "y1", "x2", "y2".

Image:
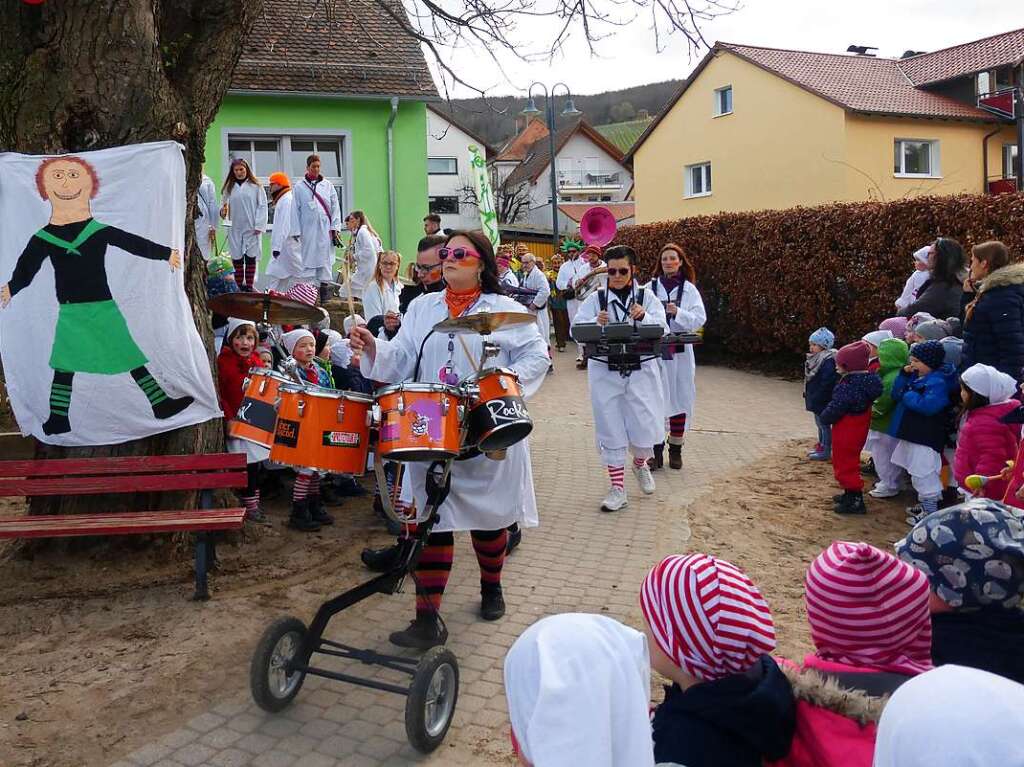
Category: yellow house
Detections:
[{"x1": 627, "y1": 30, "x2": 1024, "y2": 223}]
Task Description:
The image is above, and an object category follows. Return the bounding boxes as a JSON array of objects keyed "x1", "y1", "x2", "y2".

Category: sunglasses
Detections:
[
  {"x1": 438, "y1": 247, "x2": 481, "y2": 262},
  {"x1": 607, "y1": 267, "x2": 631, "y2": 276},
  {"x1": 413, "y1": 262, "x2": 441, "y2": 272}
]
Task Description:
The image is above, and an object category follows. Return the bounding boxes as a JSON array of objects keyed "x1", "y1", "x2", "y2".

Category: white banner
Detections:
[
  {"x1": 0, "y1": 141, "x2": 220, "y2": 446},
  {"x1": 469, "y1": 144, "x2": 501, "y2": 248}
]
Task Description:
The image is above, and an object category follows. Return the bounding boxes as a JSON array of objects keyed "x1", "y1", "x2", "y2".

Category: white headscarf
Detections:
[
  {"x1": 874, "y1": 665, "x2": 1024, "y2": 767},
  {"x1": 225, "y1": 317, "x2": 257, "y2": 343},
  {"x1": 962, "y1": 363, "x2": 1017, "y2": 404},
  {"x1": 342, "y1": 314, "x2": 366, "y2": 335},
  {"x1": 913, "y1": 245, "x2": 931, "y2": 265},
  {"x1": 504, "y1": 614, "x2": 654, "y2": 767},
  {"x1": 862, "y1": 330, "x2": 894, "y2": 348},
  {"x1": 281, "y1": 329, "x2": 314, "y2": 356}
]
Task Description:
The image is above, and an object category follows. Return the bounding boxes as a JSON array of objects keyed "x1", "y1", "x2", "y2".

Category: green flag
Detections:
[{"x1": 469, "y1": 144, "x2": 500, "y2": 248}]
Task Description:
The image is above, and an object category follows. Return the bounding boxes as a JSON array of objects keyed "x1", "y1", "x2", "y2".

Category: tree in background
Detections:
[{"x1": 610, "y1": 101, "x2": 638, "y2": 123}]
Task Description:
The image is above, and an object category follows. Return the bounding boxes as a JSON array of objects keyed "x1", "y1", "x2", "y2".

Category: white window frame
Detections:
[
  {"x1": 427, "y1": 157, "x2": 459, "y2": 175},
  {"x1": 684, "y1": 161, "x2": 712, "y2": 198},
  {"x1": 221, "y1": 127, "x2": 354, "y2": 230},
  {"x1": 714, "y1": 85, "x2": 733, "y2": 117},
  {"x1": 894, "y1": 138, "x2": 941, "y2": 178},
  {"x1": 1004, "y1": 143, "x2": 1020, "y2": 179}
]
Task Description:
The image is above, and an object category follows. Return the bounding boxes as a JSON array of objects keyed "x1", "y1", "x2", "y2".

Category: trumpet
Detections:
[{"x1": 574, "y1": 267, "x2": 609, "y2": 301}]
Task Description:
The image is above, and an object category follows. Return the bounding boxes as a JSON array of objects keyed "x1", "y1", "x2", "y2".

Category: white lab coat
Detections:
[
  {"x1": 261, "y1": 189, "x2": 303, "y2": 293},
  {"x1": 349, "y1": 225, "x2": 382, "y2": 296},
  {"x1": 292, "y1": 176, "x2": 341, "y2": 282},
  {"x1": 520, "y1": 266, "x2": 552, "y2": 346},
  {"x1": 555, "y1": 256, "x2": 601, "y2": 325},
  {"x1": 362, "y1": 279, "x2": 402, "y2": 320},
  {"x1": 573, "y1": 284, "x2": 667, "y2": 456},
  {"x1": 360, "y1": 291, "x2": 548, "y2": 532},
  {"x1": 499, "y1": 269, "x2": 520, "y2": 288},
  {"x1": 195, "y1": 174, "x2": 218, "y2": 261},
  {"x1": 646, "y1": 277, "x2": 706, "y2": 420},
  {"x1": 224, "y1": 181, "x2": 268, "y2": 261}
]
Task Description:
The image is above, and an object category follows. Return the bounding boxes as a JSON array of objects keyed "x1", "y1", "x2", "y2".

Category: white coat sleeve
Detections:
[
  {"x1": 530, "y1": 270, "x2": 550, "y2": 309},
  {"x1": 505, "y1": 321, "x2": 550, "y2": 399},
  {"x1": 255, "y1": 184, "x2": 269, "y2": 231},
  {"x1": 291, "y1": 188, "x2": 303, "y2": 240},
  {"x1": 670, "y1": 283, "x2": 706, "y2": 333},
  {"x1": 895, "y1": 271, "x2": 919, "y2": 311},
  {"x1": 362, "y1": 283, "x2": 385, "y2": 320},
  {"x1": 360, "y1": 298, "x2": 424, "y2": 382},
  {"x1": 642, "y1": 289, "x2": 668, "y2": 331},
  {"x1": 270, "y1": 194, "x2": 288, "y2": 253},
  {"x1": 572, "y1": 291, "x2": 601, "y2": 327},
  {"x1": 330, "y1": 184, "x2": 342, "y2": 233},
  {"x1": 555, "y1": 261, "x2": 572, "y2": 291}
]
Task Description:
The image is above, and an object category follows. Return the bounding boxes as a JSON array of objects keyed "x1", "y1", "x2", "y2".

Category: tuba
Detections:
[{"x1": 574, "y1": 206, "x2": 617, "y2": 301}]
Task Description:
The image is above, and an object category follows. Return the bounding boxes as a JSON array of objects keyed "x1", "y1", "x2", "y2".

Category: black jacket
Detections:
[
  {"x1": 804, "y1": 357, "x2": 838, "y2": 415},
  {"x1": 398, "y1": 279, "x2": 444, "y2": 315},
  {"x1": 961, "y1": 262, "x2": 1024, "y2": 381},
  {"x1": 932, "y1": 608, "x2": 1024, "y2": 686},
  {"x1": 651, "y1": 654, "x2": 796, "y2": 767},
  {"x1": 898, "y1": 273, "x2": 964, "y2": 320}
]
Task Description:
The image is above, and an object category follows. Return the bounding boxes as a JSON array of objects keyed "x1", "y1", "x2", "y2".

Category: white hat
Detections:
[
  {"x1": 962, "y1": 363, "x2": 1018, "y2": 403},
  {"x1": 862, "y1": 330, "x2": 894, "y2": 348},
  {"x1": 342, "y1": 314, "x2": 366, "y2": 335},
  {"x1": 281, "y1": 329, "x2": 314, "y2": 356},
  {"x1": 225, "y1": 317, "x2": 257, "y2": 342},
  {"x1": 913, "y1": 246, "x2": 931, "y2": 264}
]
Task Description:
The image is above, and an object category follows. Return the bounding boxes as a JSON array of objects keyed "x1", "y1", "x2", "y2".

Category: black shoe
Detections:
[
  {"x1": 506, "y1": 524, "x2": 522, "y2": 555},
  {"x1": 152, "y1": 395, "x2": 194, "y2": 420},
  {"x1": 938, "y1": 486, "x2": 962, "y2": 510},
  {"x1": 287, "y1": 500, "x2": 321, "y2": 532},
  {"x1": 832, "y1": 493, "x2": 845, "y2": 504},
  {"x1": 308, "y1": 495, "x2": 334, "y2": 525},
  {"x1": 648, "y1": 443, "x2": 664, "y2": 471},
  {"x1": 361, "y1": 542, "x2": 403, "y2": 572},
  {"x1": 480, "y1": 586, "x2": 506, "y2": 621},
  {"x1": 861, "y1": 458, "x2": 878, "y2": 477},
  {"x1": 334, "y1": 475, "x2": 369, "y2": 497},
  {"x1": 42, "y1": 412, "x2": 71, "y2": 435},
  {"x1": 668, "y1": 444, "x2": 683, "y2": 470},
  {"x1": 389, "y1": 615, "x2": 447, "y2": 649},
  {"x1": 834, "y1": 491, "x2": 867, "y2": 515}
]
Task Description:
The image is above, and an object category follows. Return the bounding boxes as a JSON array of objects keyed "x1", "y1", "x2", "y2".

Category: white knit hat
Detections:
[{"x1": 281, "y1": 329, "x2": 314, "y2": 356}]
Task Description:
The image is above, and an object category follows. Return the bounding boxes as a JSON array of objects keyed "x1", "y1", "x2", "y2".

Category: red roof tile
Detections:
[
  {"x1": 900, "y1": 27, "x2": 1024, "y2": 86},
  {"x1": 493, "y1": 119, "x2": 549, "y2": 163}
]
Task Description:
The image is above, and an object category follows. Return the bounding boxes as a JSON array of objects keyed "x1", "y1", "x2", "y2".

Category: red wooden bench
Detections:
[{"x1": 0, "y1": 453, "x2": 247, "y2": 600}]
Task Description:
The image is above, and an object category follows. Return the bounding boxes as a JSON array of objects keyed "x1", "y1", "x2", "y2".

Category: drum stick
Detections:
[
  {"x1": 457, "y1": 334, "x2": 481, "y2": 375},
  {"x1": 342, "y1": 242, "x2": 362, "y2": 367}
]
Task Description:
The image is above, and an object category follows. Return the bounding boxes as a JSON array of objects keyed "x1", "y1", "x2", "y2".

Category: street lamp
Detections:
[{"x1": 524, "y1": 83, "x2": 582, "y2": 251}]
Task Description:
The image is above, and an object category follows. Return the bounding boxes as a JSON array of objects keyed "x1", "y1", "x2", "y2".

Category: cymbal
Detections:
[
  {"x1": 432, "y1": 311, "x2": 537, "y2": 335},
  {"x1": 208, "y1": 292, "x2": 327, "y2": 325}
]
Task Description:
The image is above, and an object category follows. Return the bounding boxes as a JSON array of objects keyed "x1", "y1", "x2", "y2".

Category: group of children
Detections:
[{"x1": 804, "y1": 292, "x2": 1024, "y2": 520}]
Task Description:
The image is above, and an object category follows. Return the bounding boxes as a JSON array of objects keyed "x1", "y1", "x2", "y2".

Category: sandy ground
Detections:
[{"x1": 0, "y1": 439, "x2": 914, "y2": 767}]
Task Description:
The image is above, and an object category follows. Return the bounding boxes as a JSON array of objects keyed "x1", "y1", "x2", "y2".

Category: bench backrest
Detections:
[{"x1": 0, "y1": 453, "x2": 247, "y2": 497}]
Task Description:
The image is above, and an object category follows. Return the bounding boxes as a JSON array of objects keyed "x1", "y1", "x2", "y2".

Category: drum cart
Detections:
[{"x1": 249, "y1": 460, "x2": 459, "y2": 753}]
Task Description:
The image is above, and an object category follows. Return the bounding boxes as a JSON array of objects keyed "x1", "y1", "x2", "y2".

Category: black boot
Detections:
[
  {"x1": 834, "y1": 491, "x2": 867, "y2": 515},
  {"x1": 288, "y1": 499, "x2": 321, "y2": 532},
  {"x1": 668, "y1": 443, "x2": 683, "y2": 470},
  {"x1": 42, "y1": 412, "x2": 72, "y2": 435},
  {"x1": 308, "y1": 494, "x2": 334, "y2": 525},
  {"x1": 319, "y1": 483, "x2": 344, "y2": 507},
  {"x1": 334, "y1": 475, "x2": 369, "y2": 497},
  {"x1": 480, "y1": 585, "x2": 506, "y2": 621},
  {"x1": 648, "y1": 443, "x2": 664, "y2": 471},
  {"x1": 505, "y1": 523, "x2": 522, "y2": 555},
  {"x1": 361, "y1": 542, "x2": 403, "y2": 572},
  {"x1": 832, "y1": 493, "x2": 845, "y2": 505},
  {"x1": 938, "y1": 486, "x2": 962, "y2": 509},
  {"x1": 389, "y1": 614, "x2": 448, "y2": 649}
]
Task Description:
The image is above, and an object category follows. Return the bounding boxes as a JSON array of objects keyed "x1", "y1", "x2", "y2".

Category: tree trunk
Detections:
[{"x1": 0, "y1": 1, "x2": 263, "y2": 514}]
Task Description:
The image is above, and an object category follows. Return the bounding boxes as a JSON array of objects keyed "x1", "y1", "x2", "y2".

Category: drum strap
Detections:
[
  {"x1": 412, "y1": 329, "x2": 437, "y2": 383},
  {"x1": 598, "y1": 286, "x2": 646, "y2": 322}
]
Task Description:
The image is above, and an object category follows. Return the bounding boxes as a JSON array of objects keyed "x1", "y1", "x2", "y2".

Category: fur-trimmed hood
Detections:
[
  {"x1": 977, "y1": 261, "x2": 1024, "y2": 294},
  {"x1": 780, "y1": 664, "x2": 893, "y2": 726}
]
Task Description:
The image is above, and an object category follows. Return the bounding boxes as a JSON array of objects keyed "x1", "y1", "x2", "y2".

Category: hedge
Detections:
[{"x1": 614, "y1": 193, "x2": 1024, "y2": 357}]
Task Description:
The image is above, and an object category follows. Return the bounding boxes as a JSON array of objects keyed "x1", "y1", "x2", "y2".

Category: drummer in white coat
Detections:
[
  {"x1": 260, "y1": 172, "x2": 303, "y2": 293},
  {"x1": 519, "y1": 251, "x2": 551, "y2": 357},
  {"x1": 220, "y1": 158, "x2": 268, "y2": 291},
  {"x1": 573, "y1": 245, "x2": 667, "y2": 512},
  {"x1": 349, "y1": 230, "x2": 548, "y2": 649},
  {"x1": 291, "y1": 154, "x2": 342, "y2": 300},
  {"x1": 195, "y1": 171, "x2": 219, "y2": 261},
  {"x1": 645, "y1": 243, "x2": 706, "y2": 471}
]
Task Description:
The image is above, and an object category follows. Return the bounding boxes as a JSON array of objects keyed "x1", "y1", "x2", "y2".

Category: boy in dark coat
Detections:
[
  {"x1": 804, "y1": 328, "x2": 838, "y2": 461},
  {"x1": 820, "y1": 341, "x2": 883, "y2": 515}
]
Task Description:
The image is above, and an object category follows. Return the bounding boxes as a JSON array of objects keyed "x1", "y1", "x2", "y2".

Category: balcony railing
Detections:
[
  {"x1": 988, "y1": 177, "x2": 1019, "y2": 195},
  {"x1": 557, "y1": 170, "x2": 622, "y2": 189}
]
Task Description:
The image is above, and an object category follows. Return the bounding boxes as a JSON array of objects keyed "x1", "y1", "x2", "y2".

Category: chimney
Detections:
[
  {"x1": 637, "y1": 109, "x2": 650, "y2": 121},
  {"x1": 846, "y1": 44, "x2": 878, "y2": 57},
  {"x1": 514, "y1": 113, "x2": 527, "y2": 135}
]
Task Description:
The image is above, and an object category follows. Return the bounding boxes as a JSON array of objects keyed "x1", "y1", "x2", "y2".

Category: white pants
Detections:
[
  {"x1": 600, "y1": 445, "x2": 654, "y2": 466},
  {"x1": 567, "y1": 298, "x2": 584, "y2": 358},
  {"x1": 868, "y1": 432, "x2": 905, "y2": 490},
  {"x1": 892, "y1": 440, "x2": 942, "y2": 501}
]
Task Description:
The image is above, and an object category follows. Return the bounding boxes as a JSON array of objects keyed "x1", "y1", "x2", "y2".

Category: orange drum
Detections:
[
  {"x1": 228, "y1": 368, "x2": 290, "y2": 448},
  {"x1": 463, "y1": 368, "x2": 533, "y2": 452},
  {"x1": 270, "y1": 384, "x2": 374, "y2": 474},
  {"x1": 375, "y1": 383, "x2": 464, "y2": 462}
]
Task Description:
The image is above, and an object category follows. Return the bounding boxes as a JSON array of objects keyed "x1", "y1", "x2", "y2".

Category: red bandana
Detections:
[{"x1": 444, "y1": 287, "x2": 482, "y2": 318}]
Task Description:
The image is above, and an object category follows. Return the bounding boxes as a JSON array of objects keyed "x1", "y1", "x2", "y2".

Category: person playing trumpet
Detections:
[{"x1": 572, "y1": 245, "x2": 667, "y2": 512}]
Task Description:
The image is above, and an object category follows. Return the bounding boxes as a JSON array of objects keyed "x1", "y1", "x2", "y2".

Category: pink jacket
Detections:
[
  {"x1": 953, "y1": 400, "x2": 1020, "y2": 500},
  {"x1": 766, "y1": 656, "x2": 902, "y2": 767}
]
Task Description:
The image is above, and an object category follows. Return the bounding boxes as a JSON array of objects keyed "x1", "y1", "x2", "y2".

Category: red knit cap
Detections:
[
  {"x1": 836, "y1": 340, "x2": 870, "y2": 372},
  {"x1": 805, "y1": 541, "x2": 933, "y2": 675},
  {"x1": 640, "y1": 554, "x2": 776, "y2": 681},
  {"x1": 583, "y1": 244, "x2": 603, "y2": 259}
]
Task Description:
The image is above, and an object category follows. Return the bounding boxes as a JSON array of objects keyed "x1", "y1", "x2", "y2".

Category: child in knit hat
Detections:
[
  {"x1": 640, "y1": 554, "x2": 795, "y2": 767},
  {"x1": 804, "y1": 328, "x2": 838, "y2": 461},
  {"x1": 861, "y1": 329, "x2": 893, "y2": 372},
  {"x1": 867, "y1": 338, "x2": 910, "y2": 498},
  {"x1": 819, "y1": 341, "x2": 883, "y2": 514},
  {"x1": 952, "y1": 364, "x2": 1020, "y2": 501},
  {"x1": 888, "y1": 340, "x2": 954, "y2": 522}
]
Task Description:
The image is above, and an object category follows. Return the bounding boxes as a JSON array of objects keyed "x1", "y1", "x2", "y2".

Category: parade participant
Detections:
[
  {"x1": 398, "y1": 235, "x2": 445, "y2": 314},
  {"x1": 496, "y1": 243, "x2": 519, "y2": 287},
  {"x1": 362, "y1": 250, "x2": 403, "y2": 332},
  {"x1": 349, "y1": 230, "x2": 548, "y2": 648},
  {"x1": 261, "y1": 172, "x2": 303, "y2": 293},
  {"x1": 195, "y1": 169, "x2": 218, "y2": 261},
  {"x1": 646, "y1": 243, "x2": 706, "y2": 470},
  {"x1": 555, "y1": 238, "x2": 596, "y2": 366},
  {"x1": 291, "y1": 155, "x2": 342, "y2": 304},
  {"x1": 572, "y1": 245, "x2": 667, "y2": 512},
  {"x1": 345, "y1": 209, "x2": 383, "y2": 299},
  {"x1": 519, "y1": 252, "x2": 551, "y2": 358},
  {"x1": 219, "y1": 158, "x2": 267, "y2": 291},
  {"x1": 217, "y1": 318, "x2": 270, "y2": 524},
  {"x1": 547, "y1": 253, "x2": 570, "y2": 352},
  {"x1": 423, "y1": 213, "x2": 441, "y2": 236}
]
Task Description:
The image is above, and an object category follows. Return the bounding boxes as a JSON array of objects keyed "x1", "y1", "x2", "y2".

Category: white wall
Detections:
[{"x1": 426, "y1": 109, "x2": 487, "y2": 231}]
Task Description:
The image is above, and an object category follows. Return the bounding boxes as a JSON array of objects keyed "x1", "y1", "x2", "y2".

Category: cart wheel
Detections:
[
  {"x1": 405, "y1": 646, "x2": 459, "y2": 753},
  {"x1": 250, "y1": 616, "x2": 308, "y2": 712}
]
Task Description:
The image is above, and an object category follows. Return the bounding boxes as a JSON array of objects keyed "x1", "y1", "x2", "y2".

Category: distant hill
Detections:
[{"x1": 436, "y1": 80, "x2": 682, "y2": 149}]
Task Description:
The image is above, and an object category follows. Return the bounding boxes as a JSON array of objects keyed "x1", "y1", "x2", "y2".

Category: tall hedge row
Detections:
[{"x1": 615, "y1": 193, "x2": 1024, "y2": 356}]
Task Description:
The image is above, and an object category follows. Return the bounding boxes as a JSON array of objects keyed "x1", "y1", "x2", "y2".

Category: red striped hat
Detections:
[
  {"x1": 286, "y1": 282, "x2": 318, "y2": 306},
  {"x1": 640, "y1": 554, "x2": 776, "y2": 681},
  {"x1": 805, "y1": 541, "x2": 932, "y2": 676}
]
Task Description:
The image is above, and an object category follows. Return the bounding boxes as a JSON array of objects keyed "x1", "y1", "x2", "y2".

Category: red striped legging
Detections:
[{"x1": 414, "y1": 529, "x2": 508, "y2": 619}]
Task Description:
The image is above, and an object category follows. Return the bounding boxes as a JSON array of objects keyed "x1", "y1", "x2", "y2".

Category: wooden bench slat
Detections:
[
  {"x1": 0, "y1": 471, "x2": 246, "y2": 497},
  {"x1": 0, "y1": 453, "x2": 246, "y2": 479},
  {"x1": 0, "y1": 508, "x2": 246, "y2": 539}
]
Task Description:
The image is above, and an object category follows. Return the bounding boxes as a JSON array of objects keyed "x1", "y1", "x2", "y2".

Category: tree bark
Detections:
[{"x1": 0, "y1": 1, "x2": 263, "y2": 514}]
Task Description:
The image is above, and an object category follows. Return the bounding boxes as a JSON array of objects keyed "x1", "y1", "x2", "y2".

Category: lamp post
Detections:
[{"x1": 521, "y1": 83, "x2": 582, "y2": 251}]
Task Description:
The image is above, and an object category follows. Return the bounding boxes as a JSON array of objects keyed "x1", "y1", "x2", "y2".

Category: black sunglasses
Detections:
[
  {"x1": 413, "y1": 262, "x2": 441, "y2": 272},
  {"x1": 607, "y1": 267, "x2": 631, "y2": 276}
]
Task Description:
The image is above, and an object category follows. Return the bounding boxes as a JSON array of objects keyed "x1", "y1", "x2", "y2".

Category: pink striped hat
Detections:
[
  {"x1": 287, "y1": 282, "x2": 319, "y2": 306},
  {"x1": 640, "y1": 554, "x2": 776, "y2": 681},
  {"x1": 805, "y1": 541, "x2": 932, "y2": 676}
]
